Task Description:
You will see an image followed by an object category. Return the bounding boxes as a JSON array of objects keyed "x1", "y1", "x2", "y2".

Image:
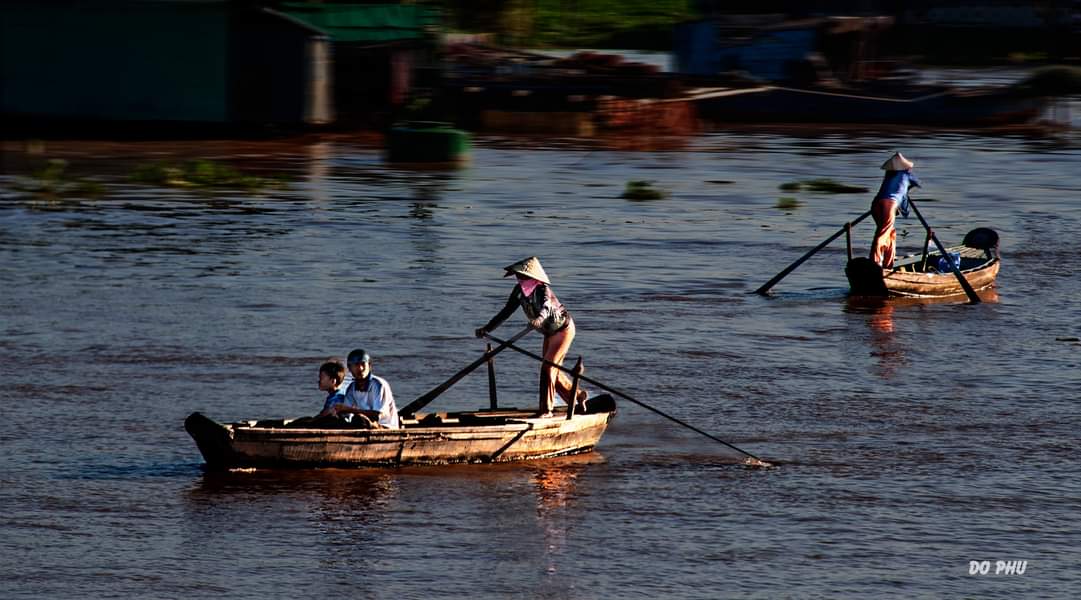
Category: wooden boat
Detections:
[
  {"x1": 845, "y1": 228, "x2": 1000, "y2": 298},
  {"x1": 385, "y1": 121, "x2": 470, "y2": 165},
  {"x1": 689, "y1": 84, "x2": 1044, "y2": 127},
  {"x1": 675, "y1": 16, "x2": 1047, "y2": 127},
  {"x1": 186, "y1": 394, "x2": 617, "y2": 470}
]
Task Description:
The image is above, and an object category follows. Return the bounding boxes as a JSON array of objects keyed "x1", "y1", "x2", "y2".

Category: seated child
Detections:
[
  {"x1": 316, "y1": 358, "x2": 375, "y2": 427},
  {"x1": 316, "y1": 359, "x2": 348, "y2": 412}
]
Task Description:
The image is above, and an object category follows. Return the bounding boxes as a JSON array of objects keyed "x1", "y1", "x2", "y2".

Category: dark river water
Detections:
[{"x1": 2, "y1": 112, "x2": 1079, "y2": 598}]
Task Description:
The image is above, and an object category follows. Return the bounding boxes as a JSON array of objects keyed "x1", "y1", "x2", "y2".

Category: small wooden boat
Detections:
[
  {"x1": 845, "y1": 228, "x2": 1000, "y2": 298},
  {"x1": 186, "y1": 394, "x2": 617, "y2": 470},
  {"x1": 385, "y1": 121, "x2": 470, "y2": 165},
  {"x1": 689, "y1": 84, "x2": 1045, "y2": 127}
]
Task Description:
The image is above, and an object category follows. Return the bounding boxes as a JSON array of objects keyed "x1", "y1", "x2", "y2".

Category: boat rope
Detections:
[
  {"x1": 772, "y1": 86, "x2": 951, "y2": 103},
  {"x1": 687, "y1": 85, "x2": 951, "y2": 104},
  {"x1": 482, "y1": 332, "x2": 773, "y2": 468}
]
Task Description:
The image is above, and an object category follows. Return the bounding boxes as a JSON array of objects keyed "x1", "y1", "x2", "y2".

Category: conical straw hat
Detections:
[
  {"x1": 881, "y1": 152, "x2": 915, "y2": 171},
  {"x1": 503, "y1": 256, "x2": 550, "y2": 284}
]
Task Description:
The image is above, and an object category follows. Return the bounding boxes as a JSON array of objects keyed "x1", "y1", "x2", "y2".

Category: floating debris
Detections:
[
  {"x1": 621, "y1": 180, "x2": 666, "y2": 201},
  {"x1": 129, "y1": 160, "x2": 287, "y2": 190},
  {"x1": 12, "y1": 159, "x2": 106, "y2": 199},
  {"x1": 69, "y1": 181, "x2": 106, "y2": 197},
  {"x1": 803, "y1": 178, "x2": 868, "y2": 194},
  {"x1": 778, "y1": 179, "x2": 866, "y2": 194},
  {"x1": 776, "y1": 197, "x2": 801, "y2": 210},
  {"x1": 34, "y1": 159, "x2": 68, "y2": 184}
]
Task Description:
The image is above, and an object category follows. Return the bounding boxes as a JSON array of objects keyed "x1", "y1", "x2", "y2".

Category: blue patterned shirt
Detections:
[
  {"x1": 321, "y1": 387, "x2": 348, "y2": 415},
  {"x1": 876, "y1": 171, "x2": 921, "y2": 218}
]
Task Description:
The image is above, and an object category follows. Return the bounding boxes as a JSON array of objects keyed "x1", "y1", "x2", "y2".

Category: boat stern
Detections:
[
  {"x1": 184, "y1": 412, "x2": 238, "y2": 470},
  {"x1": 845, "y1": 257, "x2": 889, "y2": 296}
]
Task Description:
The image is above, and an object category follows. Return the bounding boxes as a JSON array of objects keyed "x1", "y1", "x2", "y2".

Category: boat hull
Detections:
[
  {"x1": 186, "y1": 395, "x2": 617, "y2": 470},
  {"x1": 385, "y1": 122, "x2": 470, "y2": 164},
  {"x1": 692, "y1": 85, "x2": 1043, "y2": 126},
  {"x1": 846, "y1": 246, "x2": 1000, "y2": 298}
]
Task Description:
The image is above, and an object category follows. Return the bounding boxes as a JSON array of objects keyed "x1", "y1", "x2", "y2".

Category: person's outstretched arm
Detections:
[{"x1": 475, "y1": 289, "x2": 519, "y2": 337}]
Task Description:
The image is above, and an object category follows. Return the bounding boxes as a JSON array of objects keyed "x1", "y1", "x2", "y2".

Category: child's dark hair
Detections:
[{"x1": 320, "y1": 359, "x2": 346, "y2": 384}]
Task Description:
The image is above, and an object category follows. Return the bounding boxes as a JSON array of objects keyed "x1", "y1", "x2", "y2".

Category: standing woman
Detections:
[
  {"x1": 869, "y1": 152, "x2": 921, "y2": 269},
  {"x1": 475, "y1": 257, "x2": 588, "y2": 417}
]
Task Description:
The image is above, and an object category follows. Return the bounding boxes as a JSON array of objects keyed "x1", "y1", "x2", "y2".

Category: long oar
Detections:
[
  {"x1": 907, "y1": 199, "x2": 981, "y2": 304},
  {"x1": 755, "y1": 210, "x2": 873, "y2": 295},
  {"x1": 399, "y1": 326, "x2": 532, "y2": 417},
  {"x1": 482, "y1": 332, "x2": 773, "y2": 468}
]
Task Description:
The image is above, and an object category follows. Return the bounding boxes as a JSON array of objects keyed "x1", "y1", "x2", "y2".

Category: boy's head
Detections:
[{"x1": 318, "y1": 359, "x2": 347, "y2": 392}]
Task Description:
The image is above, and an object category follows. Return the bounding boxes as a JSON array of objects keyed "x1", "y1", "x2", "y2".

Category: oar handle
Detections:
[
  {"x1": 755, "y1": 210, "x2": 873, "y2": 295},
  {"x1": 907, "y1": 199, "x2": 981, "y2": 304},
  {"x1": 482, "y1": 332, "x2": 772, "y2": 467}
]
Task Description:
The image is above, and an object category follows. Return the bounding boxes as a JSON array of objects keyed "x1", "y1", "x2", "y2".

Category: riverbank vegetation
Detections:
[
  {"x1": 11, "y1": 159, "x2": 106, "y2": 200},
  {"x1": 130, "y1": 160, "x2": 288, "y2": 191},
  {"x1": 437, "y1": 1, "x2": 1077, "y2": 63},
  {"x1": 441, "y1": 0, "x2": 694, "y2": 49}
]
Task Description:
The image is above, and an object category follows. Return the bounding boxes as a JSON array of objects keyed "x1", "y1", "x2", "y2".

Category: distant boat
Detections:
[
  {"x1": 846, "y1": 228, "x2": 1001, "y2": 297},
  {"x1": 385, "y1": 121, "x2": 470, "y2": 165},
  {"x1": 439, "y1": 44, "x2": 696, "y2": 135},
  {"x1": 687, "y1": 84, "x2": 1044, "y2": 127},
  {"x1": 674, "y1": 16, "x2": 1046, "y2": 127},
  {"x1": 185, "y1": 395, "x2": 617, "y2": 470}
]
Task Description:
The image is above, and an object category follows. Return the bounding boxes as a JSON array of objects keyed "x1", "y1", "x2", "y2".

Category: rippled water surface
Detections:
[{"x1": 1, "y1": 120, "x2": 1079, "y2": 598}]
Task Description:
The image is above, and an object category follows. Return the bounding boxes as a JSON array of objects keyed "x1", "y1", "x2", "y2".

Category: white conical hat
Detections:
[
  {"x1": 881, "y1": 152, "x2": 915, "y2": 171},
  {"x1": 503, "y1": 256, "x2": 550, "y2": 284}
]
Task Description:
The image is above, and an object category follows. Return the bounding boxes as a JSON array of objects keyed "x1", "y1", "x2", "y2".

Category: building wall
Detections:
[
  {"x1": 674, "y1": 20, "x2": 817, "y2": 81},
  {"x1": 229, "y1": 8, "x2": 334, "y2": 126},
  {"x1": 1, "y1": 1, "x2": 230, "y2": 122}
]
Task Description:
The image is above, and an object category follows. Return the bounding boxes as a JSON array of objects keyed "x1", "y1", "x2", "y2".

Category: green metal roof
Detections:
[{"x1": 279, "y1": 3, "x2": 440, "y2": 43}]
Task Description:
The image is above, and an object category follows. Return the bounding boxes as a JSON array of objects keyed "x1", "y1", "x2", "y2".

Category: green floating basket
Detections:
[{"x1": 386, "y1": 121, "x2": 470, "y2": 164}]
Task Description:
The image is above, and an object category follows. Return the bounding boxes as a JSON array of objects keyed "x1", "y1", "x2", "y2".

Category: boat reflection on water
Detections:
[
  {"x1": 184, "y1": 451, "x2": 603, "y2": 526},
  {"x1": 190, "y1": 468, "x2": 400, "y2": 520},
  {"x1": 527, "y1": 453, "x2": 605, "y2": 576},
  {"x1": 847, "y1": 286, "x2": 1000, "y2": 312},
  {"x1": 845, "y1": 288, "x2": 1000, "y2": 379},
  {"x1": 181, "y1": 468, "x2": 401, "y2": 573},
  {"x1": 177, "y1": 454, "x2": 606, "y2": 596},
  {"x1": 845, "y1": 296, "x2": 905, "y2": 379}
]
